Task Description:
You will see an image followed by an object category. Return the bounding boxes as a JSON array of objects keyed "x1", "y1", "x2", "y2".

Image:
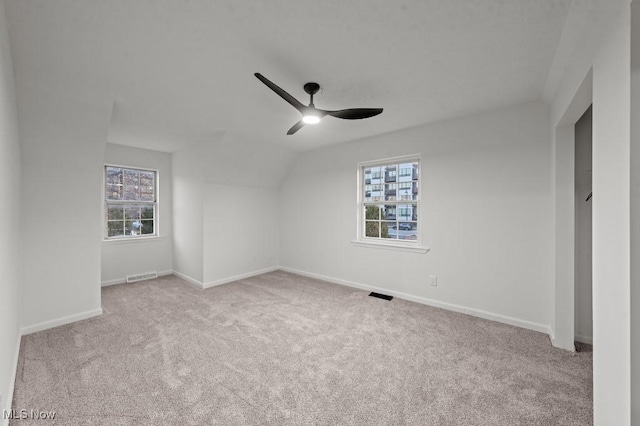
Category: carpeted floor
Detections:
[{"x1": 11, "y1": 271, "x2": 593, "y2": 425}]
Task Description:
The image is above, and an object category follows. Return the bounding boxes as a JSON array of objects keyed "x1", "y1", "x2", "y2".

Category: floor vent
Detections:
[
  {"x1": 369, "y1": 292, "x2": 393, "y2": 301},
  {"x1": 126, "y1": 271, "x2": 158, "y2": 283}
]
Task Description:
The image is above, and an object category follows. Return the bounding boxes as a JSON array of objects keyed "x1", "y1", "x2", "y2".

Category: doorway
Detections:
[{"x1": 574, "y1": 105, "x2": 593, "y2": 347}]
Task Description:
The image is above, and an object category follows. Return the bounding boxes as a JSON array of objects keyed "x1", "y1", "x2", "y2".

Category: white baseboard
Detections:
[
  {"x1": 101, "y1": 269, "x2": 172, "y2": 287},
  {"x1": 279, "y1": 267, "x2": 552, "y2": 337},
  {"x1": 173, "y1": 267, "x2": 280, "y2": 290},
  {"x1": 20, "y1": 308, "x2": 103, "y2": 336},
  {"x1": 101, "y1": 277, "x2": 126, "y2": 287},
  {"x1": 548, "y1": 327, "x2": 557, "y2": 346},
  {"x1": 172, "y1": 270, "x2": 205, "y2": 289},
  {"x1": 3, "y1": 332, "x2": 21, "y2": 426},
  {"x1": 202, "y1": 266, "x2": 279, "y2": 289},
  {"x1": 575, "y1": 333, "x2": 593, "y2": 345}
]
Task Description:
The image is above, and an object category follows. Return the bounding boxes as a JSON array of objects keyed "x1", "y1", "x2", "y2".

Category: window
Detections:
[
  {"x1": 104, "y1": 165, "x2": 157, "y2": 239},
  {"x1": 359, "y1": 157, "x2": 419, "y2": 243},
  {"x1": 399, "y1": 167, "x2": 413, "y2": 177}
]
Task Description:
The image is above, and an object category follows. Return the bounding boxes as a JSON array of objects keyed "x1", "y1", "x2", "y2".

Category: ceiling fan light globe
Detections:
[{"x1": 302, "y1": 115, "x2": 320, "y2": 124}]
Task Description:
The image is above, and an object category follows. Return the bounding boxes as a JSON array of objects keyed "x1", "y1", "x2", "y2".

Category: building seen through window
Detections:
[{"x1": 362, "y1": 159, "x2": 419, "y2": 241}]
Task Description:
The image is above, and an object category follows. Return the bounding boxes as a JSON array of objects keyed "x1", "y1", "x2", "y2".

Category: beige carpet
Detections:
[{"x1": 11, "y1": 271, "x2": 592, "y2": 425}]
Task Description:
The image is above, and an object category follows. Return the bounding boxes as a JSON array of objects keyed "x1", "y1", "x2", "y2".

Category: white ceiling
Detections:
[{"x1": 5, "y1": 0, "x2": 572, "y2": 153}]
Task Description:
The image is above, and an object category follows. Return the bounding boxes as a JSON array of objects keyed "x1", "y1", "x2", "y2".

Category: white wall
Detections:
[
  {"x1": 280, "y1": 102, "x2": 554, "y2": 332},
  {"x1": 203, "y1": 183, "x2": 279, "y2": 286},
  {"x1": 553, "y1": 123, "x2": 577, "y2": 350},
  {"x1": 0, "y1": 0, "x2": 21, "y2": 420},
  {"x1": 591, "y1": 7, "x2": 631, "y2": 425},
  {"x1": 550, "y1": 0, "x2": 632, "y2": 423},
  {"x1": 574, "y1": 106, "x2": 593, "y2": 344},
  {"x1": 172, "y1": 132, "x2": 294, "y2": 286},
  {"x1": 101, "y1": 143, "x2": 173, "y2": 285},
  {"x1": 171, "y1": 138, "x2": 211, "y2": 284},
  {"x1": 631, "y1": 2, "x2": 640, "y2": 422},
  {"x1": 18, "y1": 90, "x2": 110, "y2": 333}
]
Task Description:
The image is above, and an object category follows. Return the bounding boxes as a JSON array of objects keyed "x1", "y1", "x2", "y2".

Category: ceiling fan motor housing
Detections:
[{"x1": 303, "y1": 82, "x2": 320, "y2": 95}]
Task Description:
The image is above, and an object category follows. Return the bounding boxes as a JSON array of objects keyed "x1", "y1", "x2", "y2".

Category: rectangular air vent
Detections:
[
  {"x1": 126, "y1": 271, "x2": 158, "y2": 283},
  {"x1": 369, "y1": 292, "x2": 393, "y2": 301}
]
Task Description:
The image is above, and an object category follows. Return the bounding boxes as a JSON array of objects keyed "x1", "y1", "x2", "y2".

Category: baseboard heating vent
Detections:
[
  {"x1": 126, "y1": 271, "x2": 158, "y2": 283},
  {"x1": 369, "y1": 292, "x2": 393, "y2": 301}
]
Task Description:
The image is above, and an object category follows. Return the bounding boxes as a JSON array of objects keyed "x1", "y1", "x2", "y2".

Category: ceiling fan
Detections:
[{"x1": 254, "y1": 73, "x2": 383, "y2": 135}]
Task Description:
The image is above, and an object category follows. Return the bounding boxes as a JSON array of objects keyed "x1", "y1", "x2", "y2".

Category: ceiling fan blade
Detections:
[
  {"x1": 287, "y1": 120, "x2": 305, "y2": 135},
  {"x1": 324, "y1": 108, "x2": 383, "y2": 120},
  {"x1": 254, "y1": 73, "x2": 305, "y2": 113}
]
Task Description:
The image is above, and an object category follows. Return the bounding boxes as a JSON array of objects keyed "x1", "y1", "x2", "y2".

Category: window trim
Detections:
[
  {"x1": 352, "y1": 154, "x2": 429, "y2": 253},
  {"x1": 103, "y1": 163, "x2": 160, "y2": 241}
]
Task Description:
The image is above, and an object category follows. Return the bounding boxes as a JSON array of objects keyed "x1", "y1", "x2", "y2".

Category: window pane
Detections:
[
  {"x1": 397, "y1": 182, "x2": 411, "y2": 200},
  {"x1": 399, "y1": 222, "x2": 418, "y2": 240},
  {"x1": 106, "y1": 202, "x2": 154, "y2": 238},
  {"x1": 141, "y1": 205, "x2": 154, "y2": 219},
  {"x1": 365, "y1": 205, "x2": 380, "y2": 220},
  {"x1": 399, "y1": 162, "x2": 417, "y2": 180},
  {"x1": 123, "y1": 169, "x2": 140, "y2": 200},
  {"x1": 106, "y1": 167, "x2": 122, "y2": 185},
  {"x1": 367, "y1": 166, "x2": 382, "y2": 182},
  {"x1": 107, "y1": 221, "x2": 124, "y2": 237},
  {"x1": 106, "y1": 184, "x2": 122, "y2": 200},
  {"x1": 382, "y1": 221, "x2": 395, "y2": 239},
  {"x1": 140, "y1": 219, "x2": 154, "y2": 235},
  {"x1": 139, "y1": 171, "x2": 155, "y2": 201},
  {"x1": 365, "y1": 221, "x2": 379, "y2": 238},
  {"x1": 139, "y1": 187, "x2": 154, "y2": 201},
  {"x1": 107, "y1": 204, "x2": 124, "y2": 220},
  {"x1": 398, "y1": 221, "x2": 416, "y2": 231},
  {"x1": 382, "y1": 205, "x2": 395, "y2": 220},
  {"x1": 384, "y1": 165, "x2": 397, "y2": 182},
  {"x1": 364, "y1": 168, "x2": 372, "y2": 185},
  {"x1": 125, "y1": 220, "x2": 143, "y2": 236},
  {"x1": 124, "y1": 206, "x2": 141, "y2": 220},
  {"x1": 370, "y1": 184, "x2": 383, "y2": 201},
  {"x1": 385, "y1": 183, "x2": 398, "y2": 201},
  {"x1": 364, "y1": 185, "x2": 373, "y2": 202},
  {"x1": 106, "y1": 167, "x2": 155, "y2": 202},
  {"x1": 398, "y1": 204, "x2": 416, "y2": 220},
  {"x1": 106, "y1": 167, "x2": 123, "y2": 200},
  {"x1": 131, "y1": 220, "x2": 144, "y2": 235}
]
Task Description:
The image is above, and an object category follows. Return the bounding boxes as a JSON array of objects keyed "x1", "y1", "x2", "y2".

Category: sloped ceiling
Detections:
[{"x1": 6, "y1": 0, "x2": 571, "y2": 154}]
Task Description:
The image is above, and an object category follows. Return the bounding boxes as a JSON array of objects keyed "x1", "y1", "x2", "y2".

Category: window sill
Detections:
[
  {"x1": 102, "y1": 236, "x2": 165, "y2": 245},
  {"x1": 350, "y1": 240, "x2": 430, "y2": 253}
]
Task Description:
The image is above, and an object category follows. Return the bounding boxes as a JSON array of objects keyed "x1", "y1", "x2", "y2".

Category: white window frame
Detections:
[
  {"x1": 103, "y1": 164, "x2": 159, "y2": 241},
  {"x1": 352, "y1": 154, "x2": 428, "y2": 253}
]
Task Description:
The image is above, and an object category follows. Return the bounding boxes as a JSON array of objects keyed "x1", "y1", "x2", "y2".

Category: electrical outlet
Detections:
[{"x1": 429, "y1": 275, "x2": 438, "y2": 287}]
